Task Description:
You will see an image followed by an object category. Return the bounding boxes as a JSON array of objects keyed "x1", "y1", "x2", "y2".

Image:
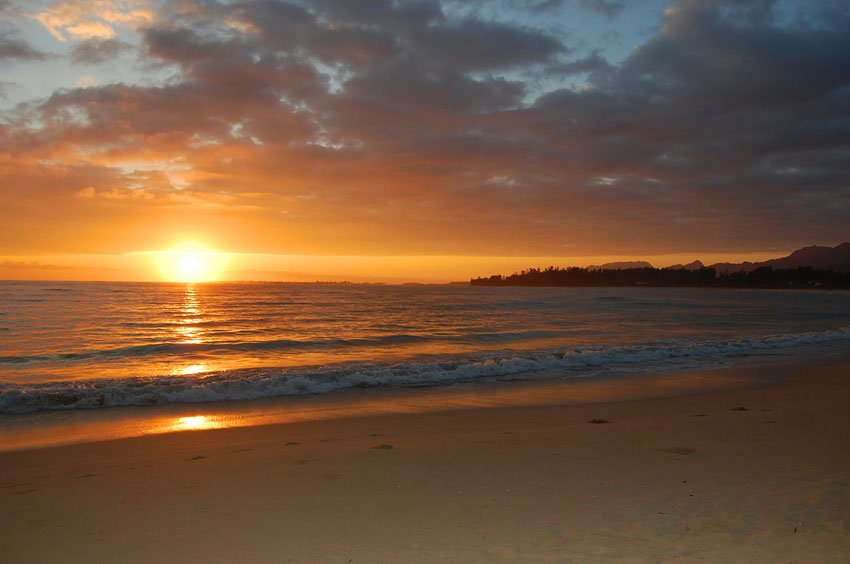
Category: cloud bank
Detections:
[{"x1": 0, "y1": 0, "x2": 848, "y2": 258}]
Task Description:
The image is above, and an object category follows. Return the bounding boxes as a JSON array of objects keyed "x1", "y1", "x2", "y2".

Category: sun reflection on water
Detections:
[
  {"x1": 177, "y1": 285, "x2": 205, "y2": 344},
  {"x1": 173, "y1": 415, "x2": 221, "y2": 431},
  {"x1": 176, "y1": 364, "x2": 209, "y2": 375}
]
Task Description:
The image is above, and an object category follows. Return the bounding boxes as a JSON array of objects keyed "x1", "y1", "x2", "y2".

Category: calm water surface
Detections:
[{"x1": 1, "y1": 281, "x2": 849, "y2": 413}]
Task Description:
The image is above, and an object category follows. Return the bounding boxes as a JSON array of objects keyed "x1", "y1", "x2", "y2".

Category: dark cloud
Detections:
[
  {"x1": 412, "y1": 20, "x2": 563, "y2": 71},
  {"x1": 0, "y1": 31, "x2": 46, "y2": 62},
  {"x1": 579, "y1": 0, "x2": 626, "y2": 19},
  {"x1": 2, "y1": 0, "x2": 850, "y2": 257},
  {"x1": 450, "y1": 0, "x2": 566, "y2": 14},
  {"x1": 71, "y1": 38, "x2": 132, "y2": 65},
  {"x1": 622, "y1": 4, "x2": 850, "y2": 109}
]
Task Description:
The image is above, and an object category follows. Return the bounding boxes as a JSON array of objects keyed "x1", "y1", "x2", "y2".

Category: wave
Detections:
[
  {"x1": 1, "y1": 326, "x2": 848, "y2": 413},
  {"x1": 0, "y1": 329, "x2": 572, "y2": 365}
]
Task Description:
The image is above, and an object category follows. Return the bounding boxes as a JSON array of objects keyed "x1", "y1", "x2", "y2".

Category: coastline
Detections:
[
  {"x1": 2, "y1": 355, "x2": 849, "y2": 562},
  {"x1": 0, "y1": 346, "x2": 834, "y2": 453}
]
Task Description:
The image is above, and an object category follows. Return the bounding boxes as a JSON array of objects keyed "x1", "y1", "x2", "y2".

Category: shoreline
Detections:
[
  {"x1": 0, "y1": 348, "x2": 830, "y2": 453},
  {"x1": 2, "y1": 355, "x2": 849, "y2": 562}
]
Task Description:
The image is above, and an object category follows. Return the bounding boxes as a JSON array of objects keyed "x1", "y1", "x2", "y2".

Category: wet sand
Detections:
[{"x1": 1, "y1": 359, "x2": 849, "y2": 562}]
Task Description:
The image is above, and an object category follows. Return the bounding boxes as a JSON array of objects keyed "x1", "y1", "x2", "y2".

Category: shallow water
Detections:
[{"x1": 1, "y1": 281, "x2": 849, "y2": 413}]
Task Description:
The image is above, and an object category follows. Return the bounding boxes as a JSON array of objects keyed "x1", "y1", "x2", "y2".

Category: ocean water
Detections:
[{"x1": 1, "y1": 281, "x2": 849, "y2": 415}]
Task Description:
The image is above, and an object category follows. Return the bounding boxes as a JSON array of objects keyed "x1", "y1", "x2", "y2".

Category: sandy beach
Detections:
[{"x1": 2, "y1": 358, "x2": 849, "y2": 563}]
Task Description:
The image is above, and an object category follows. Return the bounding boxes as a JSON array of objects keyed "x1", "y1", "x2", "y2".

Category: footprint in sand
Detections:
[
  {"x1": 658, "y1": 447, "x2": 695, "y2": 456},
  {"x1": 5, "y1": 482, "x2": 32, "y2": 489},
  {"x1": 188, "y1": 455, "x2": 206, "y2": 461},
  {"x1": 731, "y1": 406, "x2": 750, "y2": 411},
  {"x1": 371, "y1": 443, "x2": 394, "y2": 450},
  {"x1": 76, "y1": 473, "x2": 98, "y2": 479},
  {"x1": 233, "y1": 448, "x2": 253, "y2": 453},
  {"x1": 589, "y1": 419, "x2": 610, "y2": 424},
  {"x1": 285, "y1": 441, "x2": 300, "y2": 446},
  {"x1": 369, "y1": 433, "x2": 384, "y2": 437}
]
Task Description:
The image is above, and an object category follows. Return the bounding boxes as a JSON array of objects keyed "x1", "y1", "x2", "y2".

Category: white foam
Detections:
[{"x1": 1, "y1": 326, "x2": 848, "y2": 413}]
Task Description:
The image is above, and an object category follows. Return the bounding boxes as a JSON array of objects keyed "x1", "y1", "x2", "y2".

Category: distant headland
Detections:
[{"x1": 471, "y1": 243, "x2": 850, "y2": 289}]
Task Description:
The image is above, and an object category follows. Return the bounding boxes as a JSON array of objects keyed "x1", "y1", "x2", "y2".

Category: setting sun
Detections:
[{"x1": 153, "y1": 243, "x2": 228, "y2": 283}]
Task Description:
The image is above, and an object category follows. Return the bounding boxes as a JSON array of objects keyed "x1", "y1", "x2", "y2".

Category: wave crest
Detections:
[{"x1": 1, "y1": 327, "x2": 847, "y2": 413}]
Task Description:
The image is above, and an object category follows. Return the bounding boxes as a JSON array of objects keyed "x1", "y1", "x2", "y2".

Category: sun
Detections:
[{"x1": 153, "y1": 243, "x2": 228, "y2": 283}]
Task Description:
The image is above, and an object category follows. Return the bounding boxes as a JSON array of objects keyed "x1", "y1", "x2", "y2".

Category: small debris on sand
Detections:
[
  {"x1": 658, "y1": 447, "x2": 695, "y2": 456},
  {"x1": 589, "y1": 419, "x2": 610, "y2": 424},
  {"x1": 371, "y1": 444, "x2": 394, "y2": 450}
]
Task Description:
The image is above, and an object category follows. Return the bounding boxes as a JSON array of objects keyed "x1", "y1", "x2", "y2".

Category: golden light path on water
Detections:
[{"x1": 171, "y1": 285, "x2": 213, "y2": 376}]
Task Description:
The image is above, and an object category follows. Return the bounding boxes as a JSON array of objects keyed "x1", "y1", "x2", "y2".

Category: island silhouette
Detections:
[{"x1": 471, "y1": 243, "x2": 850, "y2": 289}]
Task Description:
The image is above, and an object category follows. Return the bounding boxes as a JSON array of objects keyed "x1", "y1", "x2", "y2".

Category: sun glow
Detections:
[{"x1": 153, "y1": 243, "x2": 228, "y2": 282}]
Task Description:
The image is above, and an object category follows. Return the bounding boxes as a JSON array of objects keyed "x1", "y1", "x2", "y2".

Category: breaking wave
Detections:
[{"x1": 2, "y1": 326, "x2": 847, "y2": 414}]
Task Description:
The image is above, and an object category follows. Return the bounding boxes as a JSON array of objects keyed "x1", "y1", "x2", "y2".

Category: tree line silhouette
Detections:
[{"x1": 470, "y1": 266, "x2": 850, "y2": 289}]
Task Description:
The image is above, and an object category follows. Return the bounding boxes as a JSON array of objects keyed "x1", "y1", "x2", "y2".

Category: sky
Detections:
[{"x1": 1, "y1": 0, "x2": 848, "y2": 282}]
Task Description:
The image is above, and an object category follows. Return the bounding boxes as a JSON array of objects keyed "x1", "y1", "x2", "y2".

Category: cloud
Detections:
[
  {"x1": 448, "y1": 0, "x2": 566, "y2": 14},
  {"x1": 411, "y1": 20, "x2": 564, "y2": 71},
  {"x1": 0, "y1": 31, "x2": 47, "y2": 61},
  {"x1": 2, "y1": 0, "x2": 850, "y2": 258},
  {"x1": 34, "y1": 0, "x2": 153, "y2": 42},
  {"x1": 579, "y1": 0, "x2": 627, "y2": 19},
  {"x1": 547, "y1": 51, "x2": 612, "y2": 76},
  {"x1": 71, "y1": 37, "x2": 132, "y2": 64}
]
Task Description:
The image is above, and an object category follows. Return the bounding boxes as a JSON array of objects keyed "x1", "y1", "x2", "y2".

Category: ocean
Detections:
[{"x1": 2, "y1": 281, "x2": 849, "y2": 417}]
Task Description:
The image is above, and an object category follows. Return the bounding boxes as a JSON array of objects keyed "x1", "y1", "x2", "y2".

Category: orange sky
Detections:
[
  {"x1": 0, "y1": 251, "x2": 792, "y2": 283},
  {"x1": 1, "y1": 0, "x2": 847, "y2": 282}
]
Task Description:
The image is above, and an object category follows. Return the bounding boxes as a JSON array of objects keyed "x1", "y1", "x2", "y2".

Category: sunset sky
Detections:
[{"x1": 1, "y1": 0, "x2": 848, "y2": 281}]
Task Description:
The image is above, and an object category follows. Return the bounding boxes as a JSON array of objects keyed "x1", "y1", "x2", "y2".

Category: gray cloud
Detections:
[
  {"x1": 71, "y1": 38, "x2": 132, "y2": 65},
  {"x1": 579, "y1": 0, "x2": 626, "y2": 19},
  {"x1": 412, "y1": 20, "x2": 563, "y2": 71},
  {"x1": 0, "y1": 31, "x2": 46, "y2": 62}
]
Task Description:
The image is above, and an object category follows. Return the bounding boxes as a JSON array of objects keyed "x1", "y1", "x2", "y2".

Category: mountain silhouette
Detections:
[
  {"x1": 711, "y1": 243, "x2": 850, "y2": 273},
  {"x1": 664, "y1": 260, "x2": 705, "y2": 271},
  {"x1": 471, "y1": 242, "x2": 850, "y2": 289},
  {"x1": 587, "y1": 261, "x2": 654, "y2": 270}
]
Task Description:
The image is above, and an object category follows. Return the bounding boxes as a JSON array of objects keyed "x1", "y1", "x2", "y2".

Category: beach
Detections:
[
  {"x1": 4, "y1": 0, "x2": 850, "y2": 561},
  {"x1": 2, "y1": 357, "x2": 848, "y2": 563}
]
